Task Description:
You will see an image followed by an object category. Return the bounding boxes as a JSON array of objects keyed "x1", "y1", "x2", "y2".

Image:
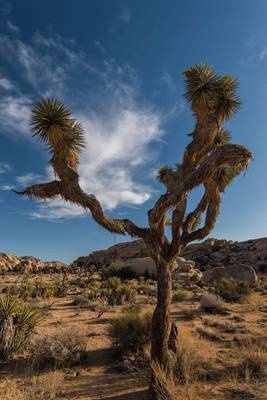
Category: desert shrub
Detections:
[
  {"x1": 172, "y1": 290, "x2": 189, "y2": 303},
  {"x1": 0, "y1": 294, "x2": 41, "y2": 360},
  {"x1": 87, "y1": 286, "x2": 99, "y2": 300},
  {"x1": 199, "y1": 292, "x2": 227, "y2": 314},
  {"x1": 122, "y1": 303, "x2": 142, "y2": 314},
  {"x1": 19, "y1": 281, "x2": 54, "y2": 300},
  {"x1": 72, "y1": 294, "x2": 90, "y2": 306},
  {"x1": 214, "y1": 278, "x2": 251, "y2": 302},
  {"x1": 101, "y1": 278, "x2": 136, "y2": 305},
  {"x1": 109, "y1": 310, "x2": 152, "y2": 358},
  {"x1": 2, "y1": 284, "x2": 21, "y2": 296},
  {"x1": 53, "y1": 276, "x2": 69, "y2": 297},
  {"x1": 103, "y1": 261, "x2": 137, "y2": 280},
  {"x1": 70, "y1": 277, "x2": 87, "y2": 288},
  {"x1": 30, "y1": 328, "x2": 87, "y2": 369},
  {"x1": 102, "y1": 276, "x2": 122, "y2": 290},
  {"x1": 106, "y1": 285, "x2": 136, "y2": 306}
]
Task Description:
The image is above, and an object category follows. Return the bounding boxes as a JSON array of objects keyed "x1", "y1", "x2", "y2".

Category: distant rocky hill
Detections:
[
  {"x1": 72, "y1": 237, "x2": 267, "y2": 273},
  {"x1": 0, "y1": 252, "x2": 68, "y2": 274}
]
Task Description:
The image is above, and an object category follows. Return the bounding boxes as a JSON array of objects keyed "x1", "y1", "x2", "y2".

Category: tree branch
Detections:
[
  {"x1": 14, "y1": 169, "x2": 148, "y2": 239},
  {"x1": 181, "y1": 187, "x2": 221, "y2": 243}
]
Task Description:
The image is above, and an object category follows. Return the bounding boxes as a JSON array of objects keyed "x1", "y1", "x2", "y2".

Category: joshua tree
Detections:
[{"x1": 15, "y1": 63, "x2": 252, "y2": 397}]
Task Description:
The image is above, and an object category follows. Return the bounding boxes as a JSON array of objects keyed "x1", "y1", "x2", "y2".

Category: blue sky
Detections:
[{"x1": 0, "y1": 0, "x2": 267, "y2": 262}]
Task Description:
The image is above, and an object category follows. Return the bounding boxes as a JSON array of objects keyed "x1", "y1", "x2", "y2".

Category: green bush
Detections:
[
  {"x1": 172, "y1": 290, "x2": 189, "y2": 303},
  {"x1": 0, "y1": 294, "x2": 41, "y2": 360},
  {"x1": 109, "y1": 310, "x2": 152, "y2": 358},
  {"x1": 102, "y1": 277, "x2": 122, "y2": 290},
  {"x1": 101, "y1": 277, "x2": 136, "y2": 305},
  {"x1": 103, "y1": 262, "x2": 137, "y2": 280},
  {"x1": 214, "y1": 278, "x2": 251, "y2": 302}
]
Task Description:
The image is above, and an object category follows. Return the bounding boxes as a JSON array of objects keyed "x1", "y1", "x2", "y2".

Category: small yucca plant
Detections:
[
  {"x1": 0, "y1": 294, "x2": 41, "y2": 360},
  {"x1": 109, "y1": 310, "x2": 152, "y2": 358}
]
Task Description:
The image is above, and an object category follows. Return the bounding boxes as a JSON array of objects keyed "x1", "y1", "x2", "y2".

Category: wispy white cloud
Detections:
[
  {"x1": 0, "y1": 163, "x2": 11, "y2": 174},
  {"x1": 0, "y1": 95, "x2": 32, "y2": 137},
  {"x1": 16, "y1": 173, "x2": 46, "y2": 186},
  {"x1": 259, "y1": 48, "x2": 267, "y2": 60},
  {"x1": 0, "y1": 22, "x2": 168, "y2": 220},
  {"x1": 0, "y1": 77, "x2": 14, "y2": 90},
  {"x1": 0, "y1": 184, "x2": 13, "y2": 190}
]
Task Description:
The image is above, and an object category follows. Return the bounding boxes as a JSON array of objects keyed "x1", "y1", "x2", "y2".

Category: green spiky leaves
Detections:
[
  {"x1": 157, "y1": 165, "x2": 172, "y2": 183},
  {"x1": 31, "y1": 98, "x2": 86, "y2": 156},
  {"x1": 215, "y1": 165, "x2": 236, "y2": 192},
  {"x1": 183, "y1": 62, "x2": 217, "y2": 110},
  {"x1": 214, "y1": 76, "x2": 241, "y2": 121},
  {"x1": 183, "y1": 63, "x2": 241, "y2": 121},
  {"x1": 214, "y1": 129, "x2": 232, "y2": 147}
]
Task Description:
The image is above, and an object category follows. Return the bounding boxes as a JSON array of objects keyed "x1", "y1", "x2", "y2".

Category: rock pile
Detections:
[
  {"x1": 72, "y1": 237, "x2": 267, "y2": 274},
  {"x1": 72, "y1": 237, "x2": 267, "y2": 284},
  {"x1": 0, "y1": 252, "x2": 68, "y2": 274}
]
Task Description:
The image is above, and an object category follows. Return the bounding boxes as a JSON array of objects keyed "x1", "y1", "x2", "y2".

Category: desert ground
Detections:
[{"x1": 0, "y1": 269, "x2": 267, "y2": 400}]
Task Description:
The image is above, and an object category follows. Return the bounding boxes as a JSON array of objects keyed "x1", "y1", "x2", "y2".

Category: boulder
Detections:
[
  {"x1": 173, "y1": 269, "x2": 203, "y2": 283},
  {"x1": 124, "y1": 257, "x2": 157, "y2": 277},
  {"x1": 202, "y1": 264, "x2": 257, "y2": 286},
  {"x1": 176, "y1": 257, "x2": 195, "y2": 272}
]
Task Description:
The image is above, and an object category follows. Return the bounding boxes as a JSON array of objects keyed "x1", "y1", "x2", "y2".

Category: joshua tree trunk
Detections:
[
  {"x1": 151, "y1": 260, "x2": 173, "y2": 368},
  {"x1": 0, "y1": 318, "x2": 15, "y2": 360},
  {"x1": 150, "y1": 258, "x2": 179, "y2": 400}
]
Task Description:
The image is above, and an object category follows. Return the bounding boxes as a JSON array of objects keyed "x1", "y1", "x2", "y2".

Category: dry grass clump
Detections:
[
  {"x1": 151, "y1": 361, "x2": 177, "y2": 400},
  {"x1": 196, "y1": 326, "x2": 222, "y2": 342},
  {"x1": 237, "y1": 341, "x2": 267, "y2": 381},
  {"x1": 109, "y1": 309, "x2": 152, "y2": 359},
  {"x1": 199, "y1": 292, "x2": 227, "y2": 314},
  {"x1": 29, "y1": 328, "x2": 87, "y2": 369},
  {"x1": 151, "y1": 361, "x2": 199, "y2": 400},
  {"x1": 174, "y1": 327, "x2": 210, "y2": 384},
  {"x1": 0, "y1": 371, "x2": 63, "y2": 400},
  {"x1": 223, "y1": 384, "x2": 262, "y2": 400}
]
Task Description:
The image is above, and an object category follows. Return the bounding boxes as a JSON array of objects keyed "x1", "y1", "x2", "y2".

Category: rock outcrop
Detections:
[
  {"x1": 202, "y1": 264, "x2": 258, "y2": 286},
  {"x1": 0, "y1": 253, "x2": 68, "y2": 274},
  {"x1": 72, "y1": 237, "x2": 267, "y2": 282}
]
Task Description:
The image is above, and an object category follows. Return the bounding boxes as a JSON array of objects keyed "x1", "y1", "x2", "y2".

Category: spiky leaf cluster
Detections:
[
  {"x1": 214, "y1": 76, "x2": 241, "y2": 120},
  {"x1": 157, "y1": 165, "x2": 172, "y2": 183},
  {"x1": 183, "y1": 63, "x2": 240, "y2": 120},
  {"x1": 31, "y1": 98, "x2": 86, "y2": 156},
  {"x1": 0, "y1": 295, "x2": 41, "y2": 359},
  {"x1": 215, "y1": 165, "x2": 236, "y2": 192},
  {"x1": 214, "y1": 129, "x2": 232, "y2": 147}
]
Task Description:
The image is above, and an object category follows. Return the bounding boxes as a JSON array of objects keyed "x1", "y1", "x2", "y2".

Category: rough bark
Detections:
[
  {"x1": 150, "y1": 258, "x2": 178, "y2": 400},
  {"x1": 0, "y1": 318, "x2": 15, "y2": 360}
]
